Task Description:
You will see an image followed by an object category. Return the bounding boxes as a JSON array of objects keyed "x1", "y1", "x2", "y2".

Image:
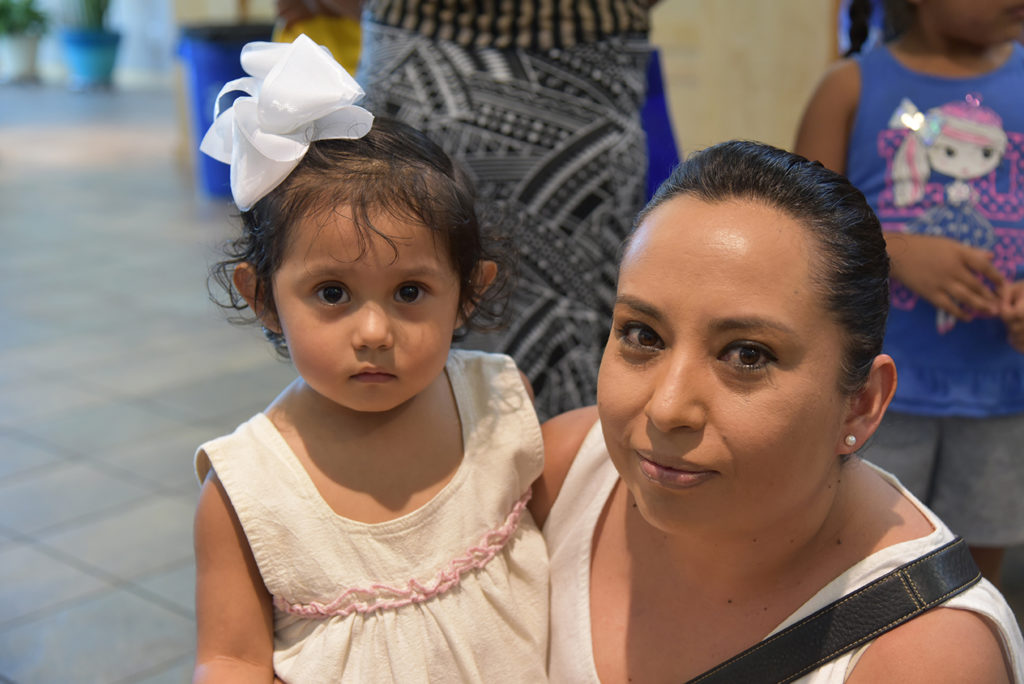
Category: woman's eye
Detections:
[
  {"x1": 317, "y1": 285, "x2": 349, "y2": 305},
  {"x1": 395, "y1": 284, "x2": 424, "y2": 304},
  {"x1": 722, "y1": 343, "x2": 775, "y2": 371},
  {"x1": 619, "y1": 322, "x2": 663, "y2": 350}
]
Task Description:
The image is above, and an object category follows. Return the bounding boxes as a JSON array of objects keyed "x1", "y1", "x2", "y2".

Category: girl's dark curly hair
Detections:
[
  {"x1": 208, "y1": 117, "x2": 515, "y2": 357},
  {"x1": 845, "y1": 0, "x2": 914, "y2": 56}
]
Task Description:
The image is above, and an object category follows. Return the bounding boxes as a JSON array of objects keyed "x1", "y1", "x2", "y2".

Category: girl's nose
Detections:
[
  {"x1": 352, "y1": 304, "x2": 394, "y2": 350},
  {"x1": 644, "y1": 356, "x2": 706, "y2": 433}
]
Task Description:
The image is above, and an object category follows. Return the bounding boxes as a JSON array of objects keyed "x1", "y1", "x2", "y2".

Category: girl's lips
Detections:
[
  {"x1": 637, "y1": 453, "x2": 716, "y2": 489},
  {"x1": 352, "y1": 371, "x2": 396, "y2": 383}
]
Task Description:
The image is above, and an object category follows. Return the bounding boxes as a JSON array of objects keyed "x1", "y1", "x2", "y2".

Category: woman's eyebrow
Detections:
[
  {"x1": 613, "y1": 295, "x2": 663, "y2": 322},
  {"x1": 615, "y1": 295, "x2": 796, "y2": 337},
  {"x1": 710, "y1": 316, "x2": 795, "y2": 336}
]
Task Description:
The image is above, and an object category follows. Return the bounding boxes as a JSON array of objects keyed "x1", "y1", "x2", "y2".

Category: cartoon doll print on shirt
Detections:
[{"x1": 885, "y1": 94, "x2": 1019, "y2": 334}]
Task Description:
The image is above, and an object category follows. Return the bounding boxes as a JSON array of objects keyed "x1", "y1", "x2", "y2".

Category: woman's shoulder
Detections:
[
  {"x1": 528, "y1": 406, "x2": 599, "y2": 527},
  {"x1": 841, "y1": 464, "x2": 1016, "y2": 682},
  {"x1": 846, "y1": 603, "x2": 1013, "y2": 683}
]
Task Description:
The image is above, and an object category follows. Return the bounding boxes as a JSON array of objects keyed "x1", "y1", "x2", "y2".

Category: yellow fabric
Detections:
[{"x1": 273, "y1": 15, "x2": 361, "y2": 75}]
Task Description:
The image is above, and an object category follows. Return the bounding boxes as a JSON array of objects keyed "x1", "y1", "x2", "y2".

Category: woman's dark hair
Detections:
[
  {"x1": 634, "y1": 140, "x2": 889, "y2": 395},
  {"x1": 209, "y1": 117, "x2": 513, "y2": 357}
]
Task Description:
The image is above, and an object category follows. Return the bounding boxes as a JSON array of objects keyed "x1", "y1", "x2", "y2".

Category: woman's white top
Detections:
[
  {"x1": 544, "y1": 420, "x2": 1024, "y2": 683},
  {"x1": 196, "y1": 350, "x2": 549, "y2": 683}
]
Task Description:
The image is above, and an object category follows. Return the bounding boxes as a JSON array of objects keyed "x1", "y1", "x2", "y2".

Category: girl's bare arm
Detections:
[
  {"x1": 193, "y1": 471, "x2": 278, "y2": 683},
  {"x1": 793, "y1": 58, "x2": 861, "y2": 175},
  {"x1": 529, "y1": 405, "x2": 599, "y2": 528}
]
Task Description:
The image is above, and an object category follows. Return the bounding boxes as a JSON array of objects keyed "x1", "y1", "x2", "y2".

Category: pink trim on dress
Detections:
[{"x1": 274, "y1": 489, "x2": 533, "y2": 618}]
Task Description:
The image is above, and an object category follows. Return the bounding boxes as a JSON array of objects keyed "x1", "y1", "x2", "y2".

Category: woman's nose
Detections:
[
  {"x1": 644, "y1": 356, "x2": 706, "y2": 433},
  {"x1": 352, "y1": 304, "x2": 394, "y2": 350}
]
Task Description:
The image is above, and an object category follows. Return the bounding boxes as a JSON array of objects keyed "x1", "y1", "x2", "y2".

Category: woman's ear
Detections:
[
  {"x1": 456, "y1": 260, "x2": 498, "y2": 327},
  {"x1": 839, "y1": 354, "x2": 897, "y2": 454},
  {"x1": 233, "y1": 263, "x2": 280, "y2": 333}
]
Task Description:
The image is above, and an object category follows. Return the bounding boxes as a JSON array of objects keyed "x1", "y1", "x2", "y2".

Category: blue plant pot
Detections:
[{"x1": 59, "y1": 28, "x2": 120, "y2": 90}]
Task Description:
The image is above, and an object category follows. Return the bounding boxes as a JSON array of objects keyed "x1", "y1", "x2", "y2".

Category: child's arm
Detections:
[
  {"x1": 793, "y1": 59, "x2": 861, "y2": 174},
  {"x1": 529, "y1": 405, "x2": 599, "y2": 528},
  {"x1": 193, "y1": 471, "x2": 279, "y2": 684},
  {"x1": 794, "y1": 58, "x2": 1005, "y2": 321},
  {"x1": 1001, "y1": 280, "x2": 1024, "y2": 352},
  {"x1": 885, "y1": 232, "x2": 1004, "y2": 322}
]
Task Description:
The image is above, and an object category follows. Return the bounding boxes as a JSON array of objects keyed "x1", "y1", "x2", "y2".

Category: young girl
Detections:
[
  {"x1": 192, "y1": 35, "x2": 548, "y2": 682},
  {"x1": 795, "y1": 0, "x2": 1024, "y2": 585}
]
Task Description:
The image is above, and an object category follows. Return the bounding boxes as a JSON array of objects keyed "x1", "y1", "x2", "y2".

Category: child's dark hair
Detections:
[
  {"x1": 209, "y1": 117, "x2": 514, "y2": 357},
  {"x1": 844, "y1": 0, "x2": 914, "y2": 56},
  {"x1": 633, "y1": 140, "x2": 890, "y2": 396}
]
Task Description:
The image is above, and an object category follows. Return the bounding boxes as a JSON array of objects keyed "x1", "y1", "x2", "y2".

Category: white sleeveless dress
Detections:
[
  {"x1": 196, "y1": 350, "x2": 549, "y2": 683},
  {"x1": 544, "y1": 420, "x2": 1024, "y2": 683}
]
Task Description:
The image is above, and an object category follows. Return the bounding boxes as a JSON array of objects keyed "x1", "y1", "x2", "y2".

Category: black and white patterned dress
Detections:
[{"x1": 357, "y1": 1, "x2": 653, "y2": 418}]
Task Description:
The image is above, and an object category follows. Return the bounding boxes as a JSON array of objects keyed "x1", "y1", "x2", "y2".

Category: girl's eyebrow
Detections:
[{"x1": 300, "y1": 261, "x2": 450, "y2": 280}]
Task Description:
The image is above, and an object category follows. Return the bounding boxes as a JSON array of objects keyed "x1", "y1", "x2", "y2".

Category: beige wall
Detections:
[
  {"x1": 650, "y1": 0, "x2": 837, "y2": 153},
  {"x1": 172, "y1": 0, "x2": 276, "y2": 24},
  {"x1": 170, "y1": 0, "x2": 837, "y2": 157}
]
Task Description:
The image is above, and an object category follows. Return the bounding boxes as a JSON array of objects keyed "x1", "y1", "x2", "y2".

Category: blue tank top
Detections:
[{"x1": 846, "y1": 43, "x2": 1024, "y2": 417}]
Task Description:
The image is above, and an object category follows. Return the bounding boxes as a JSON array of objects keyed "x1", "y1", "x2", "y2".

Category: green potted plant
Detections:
[
  {"x1": 58, "y1": 0, "x2": 119, "y2": 90},
  {"x1": 0, "y1": 0, "x2": 49, "y2": 82}
]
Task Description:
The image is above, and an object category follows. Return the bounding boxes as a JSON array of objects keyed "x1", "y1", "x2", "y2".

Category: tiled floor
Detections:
[
  {"x1": 0, "y1": 83, "x2": 298, "y2": 683},
  {"x1": 1, "y1": 82, "x2": 1023, "y2": 684}
]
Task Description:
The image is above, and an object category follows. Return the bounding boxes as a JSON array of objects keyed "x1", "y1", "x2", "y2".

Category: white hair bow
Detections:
[{"x1": 199, "y1": 33, "x2": 374, "y2": 210}]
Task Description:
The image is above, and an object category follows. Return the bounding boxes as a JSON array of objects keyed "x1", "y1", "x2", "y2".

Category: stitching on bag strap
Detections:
[{"x1": 687, "y1": 537, "x2": 980, "y2": 684}]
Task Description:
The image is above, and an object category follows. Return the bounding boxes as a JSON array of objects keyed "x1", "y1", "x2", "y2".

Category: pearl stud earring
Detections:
[{"x1": 844, "y1": 435, "x2": 857, "y2": 447}]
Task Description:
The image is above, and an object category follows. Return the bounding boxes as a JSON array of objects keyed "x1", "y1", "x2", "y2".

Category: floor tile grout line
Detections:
[
  {"x1": 0, "y1": 585, "x2": 115, "y2": 634},
  {"x1": 68, "y1": 455, "x2": 202, "y2": 500},
  {"x1": 0, "y1": 509, "x2": 193, "y2": 588},
  {"x1": 114, "y1": 652, "x2": 195, "y2": 684},
  {"x1": 0, "y1": 425, "x2": 81, "y2": 461},
  {"x1": 120, "y1": 579, "x2": 196, "y2": 622},
  {"x1": 0, "y1": 537, "x2": 196, "y2": 631},
  {"x1": 0, "y1": 490, "x2": 156, "y2": 539},
  {"x1": 0, "y1": 441, "x2": 195, "y2": 501}
]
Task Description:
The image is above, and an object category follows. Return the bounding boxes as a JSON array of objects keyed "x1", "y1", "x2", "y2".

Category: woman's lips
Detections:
[{"x1": 637, "y1": 453, "x2": 716, "y2": 489}]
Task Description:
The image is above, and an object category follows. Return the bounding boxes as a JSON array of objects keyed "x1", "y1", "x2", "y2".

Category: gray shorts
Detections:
[{"x1": 864, "y1": 411, "x2": 1024, "y2": 547}]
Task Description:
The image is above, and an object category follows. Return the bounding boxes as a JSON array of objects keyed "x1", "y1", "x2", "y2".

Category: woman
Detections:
[{"x1": 531, "y1": 141, "x2": 1024, "y2": 683}]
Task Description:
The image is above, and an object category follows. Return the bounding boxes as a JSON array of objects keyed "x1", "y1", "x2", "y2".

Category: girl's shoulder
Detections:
[
  {"x1": 529, "y1": 406, "x2": 599, "y2": 527},
  {"x1": 794, "y1": 57, "x2": 862, "y2": 174}
]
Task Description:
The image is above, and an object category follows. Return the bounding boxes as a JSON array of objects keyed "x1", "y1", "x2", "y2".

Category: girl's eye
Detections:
[
  {"x1": 618, "y1": 322, "x2": 664, "y2": 351},
  {"x1": 317, "y1": 285, "x2": 349, "y2": 305},
  {"x1": 395, "y1": 284, "x2": 424, "y2": 304},
  {"x1": 982, "y1": 147, "x2": 994, "y2": 159},
  {"x1": 944, "y1": 146, "x2": 956, "y2": 158},
  {"x1": 721, "y1": 343, "x2": 775, "y2": 371}
]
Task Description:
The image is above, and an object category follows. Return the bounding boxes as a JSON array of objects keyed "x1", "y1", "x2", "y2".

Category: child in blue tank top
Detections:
[{"x1": 795, "y1": 0, "x2": 1024, "y2": 587}]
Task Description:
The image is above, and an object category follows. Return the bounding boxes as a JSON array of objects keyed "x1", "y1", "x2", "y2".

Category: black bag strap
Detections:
[{"x1": 686, "y1": 537, "x2": 981, "y2": 684}]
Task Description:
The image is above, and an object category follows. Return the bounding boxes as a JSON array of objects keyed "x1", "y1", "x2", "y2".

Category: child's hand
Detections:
[
  {"x1": 1001, "y1": 281, "x2": 1024, "y2": 353},
  {"x1": 885, "y1": 232, "x2": 1004, "y2": 321}
]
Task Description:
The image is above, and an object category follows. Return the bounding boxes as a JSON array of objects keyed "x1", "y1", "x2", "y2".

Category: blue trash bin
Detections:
[{"x1": 178, "y1": 24, "x2": 274, "y2": 199}]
